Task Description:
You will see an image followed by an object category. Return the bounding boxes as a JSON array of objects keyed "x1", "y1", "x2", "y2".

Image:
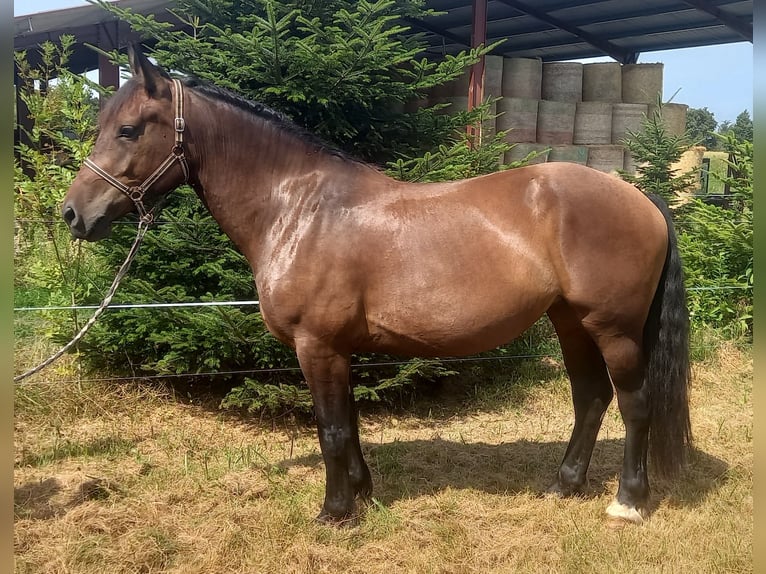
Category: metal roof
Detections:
[
  {"x1": 14, "y1": 0, "x2": 753, "y2": 73},
  {"x1": 14, "y1": 0, "x2": 180, "y2": 74},
  {"x1": 414, "y1": 0, "x2": 753, "y2": 63}
]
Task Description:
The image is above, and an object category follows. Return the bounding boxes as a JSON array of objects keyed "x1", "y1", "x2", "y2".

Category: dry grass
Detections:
[{"x1": 14, "y1": 342, "x2": 752, "y2": 573}]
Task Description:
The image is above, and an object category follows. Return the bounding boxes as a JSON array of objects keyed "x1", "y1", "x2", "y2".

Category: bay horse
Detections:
[{"x1": 62, "y1": 44, "x2": 691, "y2": 525}]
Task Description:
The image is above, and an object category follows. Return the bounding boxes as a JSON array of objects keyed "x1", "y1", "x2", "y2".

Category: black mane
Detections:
[{"x1": 181, "y1": 77, "x2": 361, "y2": 164}]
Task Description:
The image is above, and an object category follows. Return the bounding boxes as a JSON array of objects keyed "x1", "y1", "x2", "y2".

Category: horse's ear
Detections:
[{"x1": 127, "y1": 43, "x2": 169, "y2": 98}]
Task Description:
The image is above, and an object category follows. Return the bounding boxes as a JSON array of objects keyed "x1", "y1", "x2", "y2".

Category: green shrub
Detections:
[
  {"x1": 70, "y1": 188, "x2": 297, "y2": 376},
  {"x1": 620, "y1": 105, "x2": 752, "y2": 337},
  {"x1": 619, "y1": 99, "x2": 696, "y2": 202},
  {"x1": 93, "y1": 0, "x2": 492, "y2": 164},
  {"x1": 675, "y1": 133, "x2": 752, "y2": 336},
  {"x1": 14, "y1": 37, "x2": 105, "y2": 345}
]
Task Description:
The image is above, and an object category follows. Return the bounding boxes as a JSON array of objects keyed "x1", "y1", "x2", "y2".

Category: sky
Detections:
[{"x1": 14, "y1": 0, "x2": 754, "y2": 124}]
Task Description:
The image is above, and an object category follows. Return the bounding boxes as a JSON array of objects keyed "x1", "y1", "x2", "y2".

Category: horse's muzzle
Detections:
[{"x1": 62, "y1": 201, "x2": 111, "y2": 241}]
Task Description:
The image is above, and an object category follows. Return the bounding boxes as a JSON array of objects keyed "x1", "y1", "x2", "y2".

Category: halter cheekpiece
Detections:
[{"x1": 83, "y1": 78, "x2": 189, "y2": 224}]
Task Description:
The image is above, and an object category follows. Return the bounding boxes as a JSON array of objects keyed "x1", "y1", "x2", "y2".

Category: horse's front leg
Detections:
[{"x1": 297, "y1": 340, "x2": 368, "y2": 523}]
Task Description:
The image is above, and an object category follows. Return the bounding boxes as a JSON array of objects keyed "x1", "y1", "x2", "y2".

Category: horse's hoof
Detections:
[
  {"x1": 606, "y1": 499, "x2": 644, "y2": 525},
  {"x1": 545, "y1": 481, "x2": 583, "y2": 498},
  {"x1": 545, "y1": 483, "x2": 565, "y2": 498},
  {"x1": 315, "y1": 509, "x2": 358, "y2": 528},
  {"x1": 355, "y1": 484, "x2": 373, "y2": 503}
]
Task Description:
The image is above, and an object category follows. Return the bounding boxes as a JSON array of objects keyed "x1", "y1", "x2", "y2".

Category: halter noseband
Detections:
[{"x1": 83, "y1": 78, "x2": 189, "y2": 224}]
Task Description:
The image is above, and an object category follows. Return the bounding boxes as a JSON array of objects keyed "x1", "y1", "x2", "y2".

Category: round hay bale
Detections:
[
  {"x1": 623, "y1": 148, "x2": 638, "y2": 175},
  {"x1": 481, "y1": 56, "x2": 504, "y2": 140},
  {"x1": 505, "y1": 143, "x2": 550, "y2": 165},
  {"x1": 432, "y1": 96, "x2": 470, "y2": 115},
  {"x1": 537, "y1": 100, "x2": 576, "y2": 144},
  {"x1": 484, "y1": 55, "x2": 504, "y2": 99},
  {"x1": 541, "y1": 62, "x2": 583, "y2": 102},
  {"x1": 548, "y1": 145, "x2": 589, "y2": 165},
  {"x1": 496, "y1": 97, "x2": 538, "y2": 143},
  {"x1": 502, "y1": 57, "x2": 542, "y2": 99},
  {"x1": 648, "y1": 103, "x2": 689, "y2": 137},
  {"x1": 430, "y1": 69, "x2": 471, "y2": 100},
  {"x1": 611, "y1": 103, "x2": 648, "y2": 144},
  {"x1": 671, "y1": 145, "x2": 705, "y2": 192},
  {"x1": 573, "y1": 101, "x2": 613, "y2": 144},
  {"x1": 482, "y1": 104, "x2": 498, "y2": 140},
  {"x1": 622, "y1": 63, "x2": 663, "y2": 104},
  {"x1": 586, "y1": 144, "x2": 625, "y2": 174},
  {"x1": 582, "y1": 62, "x2": 622, "y2": 102}
]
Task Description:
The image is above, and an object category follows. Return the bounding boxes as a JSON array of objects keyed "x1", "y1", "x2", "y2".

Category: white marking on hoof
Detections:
[{"x1": 606, "y1": 499, "x2": 644, "y2": 525}]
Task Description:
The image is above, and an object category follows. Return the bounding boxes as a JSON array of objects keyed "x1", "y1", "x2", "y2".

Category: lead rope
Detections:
[
  {"x1": 15, "y1": 79, "x2": 188, "y2": 384},
  {"x1": 14, "y1": 221, "x2": 151, "y2": 383}
]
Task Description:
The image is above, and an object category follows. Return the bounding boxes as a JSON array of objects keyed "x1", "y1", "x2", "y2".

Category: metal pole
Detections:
[
  {"x1": 467, "y1": 0, "x2": 488, "y2": 143},
  {"x1": 98, "y1": 21, "x2": 120, "y2": 107}
]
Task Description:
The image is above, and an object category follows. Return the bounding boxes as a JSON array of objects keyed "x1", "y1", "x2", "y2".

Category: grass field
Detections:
[{"x1": 14, "y1": 339, "x2": 752, "y2": 573}]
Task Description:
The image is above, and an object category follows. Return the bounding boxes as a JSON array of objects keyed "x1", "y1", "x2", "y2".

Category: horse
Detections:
[{"x1": 62, "y1": 44, "x2": 691, "y2": 525}]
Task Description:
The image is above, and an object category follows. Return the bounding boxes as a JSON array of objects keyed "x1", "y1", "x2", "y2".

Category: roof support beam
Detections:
[
  {"x1": 680, "y1": 0, "x2": 752, "y2": 42},
  {"x1": 402, "y1": 16, "x2": 470, "y2": 49},
  {"x1": 14, "y1": 65, "x2": 35, "y2": 177},
  {"x1": 97, "y1": 21, "x2": 119, "y2": 107},
  {"x1": 494, "y1": 0, "x2": 634, "y2": 63},
  {"x1": 468, "y1": 0, "x2": 487, "y2": 114}
]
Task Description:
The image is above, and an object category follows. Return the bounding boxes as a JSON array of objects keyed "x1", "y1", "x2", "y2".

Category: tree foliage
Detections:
[
  {"x1": 675, "y1": 132, "x2": 752, "y2": 335},
  {"x1": 14, "y1": 37, "x2": 104, "y2": 314},
  {"x1": 728, "y1": 110, "x2": 753, "y2": 143},
  {"x1": 620, "y1": 99, "x2": 696, "y2": 203},
  {"x1": 93, "y1": 0, "x2": 490, "y2": 163},
  {"x1": 684, "y1": 107, "x2": 752, "y2": 151},
  {"x1": 620, "y1": 109, "x2": 752, "y2": 337},
  {"x1": 685, "y1": 107, "x2": 718, "y2": 149}
]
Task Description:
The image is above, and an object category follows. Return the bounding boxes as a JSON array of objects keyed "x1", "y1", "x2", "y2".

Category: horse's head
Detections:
[{"x1": 62, "y1": 44, "x2": 188, "y2": 240}]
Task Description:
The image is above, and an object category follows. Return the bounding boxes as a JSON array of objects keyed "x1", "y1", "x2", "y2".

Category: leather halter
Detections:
[{"x1": 83, "y1": 78, "x2": 189, "y2": 223}]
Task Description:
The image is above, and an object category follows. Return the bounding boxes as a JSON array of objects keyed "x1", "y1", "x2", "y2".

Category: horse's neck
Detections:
[{"x1": 184, "y1": 92, "x2": 358, "y2": 265}]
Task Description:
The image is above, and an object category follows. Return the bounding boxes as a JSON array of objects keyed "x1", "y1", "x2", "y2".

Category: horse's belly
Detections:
[{"x1": 361, "y1": 287, "x2": 556, "y2": 357}]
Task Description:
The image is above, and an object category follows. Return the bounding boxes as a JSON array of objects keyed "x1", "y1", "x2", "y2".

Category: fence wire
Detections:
[
  {"x1": 18, "y1": 354, "x2": 557, "y2": 385},
  {"x1": 13, "y1": 343, "x2": 732, "y2": 386},
  {"x1": 10, "y1": 284, "x2": 753, "y2": 313}
]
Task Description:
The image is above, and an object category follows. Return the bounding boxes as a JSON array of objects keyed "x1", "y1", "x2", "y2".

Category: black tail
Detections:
[{"x1": 643, "y1": 194, "x2": 693, "y2": 478}]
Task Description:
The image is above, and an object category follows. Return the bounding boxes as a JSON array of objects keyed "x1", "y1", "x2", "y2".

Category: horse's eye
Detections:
[{"x1": 118, "y1": 125, "x2": 136, "y2": 139}]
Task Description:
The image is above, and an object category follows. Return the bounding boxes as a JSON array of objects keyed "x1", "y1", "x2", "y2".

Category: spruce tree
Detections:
[
  {"x1": 620, "y1": 99, "x2": 696, "y2": 203},
  {"x1": 94, "y1": 0, "x2": 490, "y2": 162}
]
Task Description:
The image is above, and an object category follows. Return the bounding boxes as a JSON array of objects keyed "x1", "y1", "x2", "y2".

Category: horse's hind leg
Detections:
[
  {"x1": 587, "y1": 330, "x2": 650, "y2": 524},
  {"x1": 547, "y1": 301, "x2": 614, "y2": 496}
]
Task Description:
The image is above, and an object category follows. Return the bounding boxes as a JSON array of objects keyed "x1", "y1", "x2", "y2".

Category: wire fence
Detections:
[
  {"x1": 11, "y1": 283, "x2": 753, "y2": 313},
  {"x1": 13, "y1": 287, "x2": 749, "y2": 385},
  {"x1": 25, "y1": 354, "x2": 561, "y2": 386}
]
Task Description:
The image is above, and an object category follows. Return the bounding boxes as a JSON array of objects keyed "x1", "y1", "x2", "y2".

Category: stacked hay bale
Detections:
[
  {"x1": 497, "y1": 57, "x2": 548, "y2": 164},
  {"x1": 495, "y1": 58, "x2": 688, "y2": 175},
  {"x1": 413, "y1": 57, "x2": 689, "y2": 177}
]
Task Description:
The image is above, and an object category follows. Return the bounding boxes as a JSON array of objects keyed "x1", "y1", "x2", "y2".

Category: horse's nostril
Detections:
[{"x1": 63, "y1": 204, "x2": 77, "y2": 225}]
